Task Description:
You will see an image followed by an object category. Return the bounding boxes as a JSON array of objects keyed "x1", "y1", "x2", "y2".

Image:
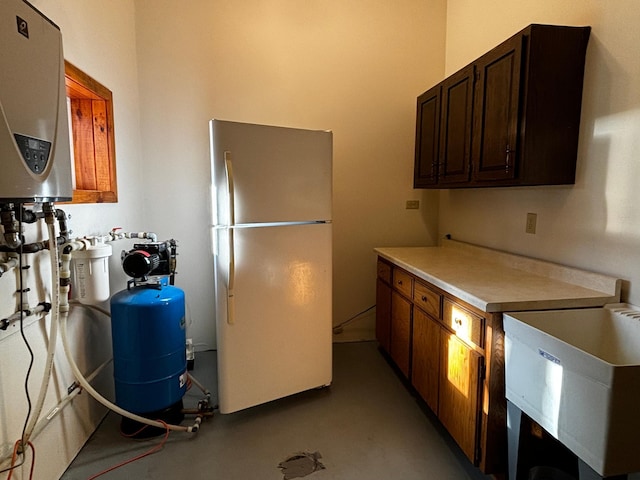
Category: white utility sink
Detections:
[{"x1": 504, "y1": 304, "x2": 640, "y2": 477}]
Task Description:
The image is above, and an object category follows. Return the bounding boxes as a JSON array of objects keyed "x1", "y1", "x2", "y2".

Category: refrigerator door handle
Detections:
[
  {"x1": 227, "y1": 229, "x2": 235, "y2": 324},
  {"x1": 224, "y1": 151, "x2": 236, "y2": 226},
  {"x1": 225, "y1": 151, "x2": 236, "y2": 324}
]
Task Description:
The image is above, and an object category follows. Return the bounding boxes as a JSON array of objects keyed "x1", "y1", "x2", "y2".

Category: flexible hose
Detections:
[
  {"x1": 58, "y1": 242, "x2": 195, "y2": 433},
  {"x1": 22, "y1": 221, "x2": 60, "y2": 445},
  {"x1": 59, "y1": 311, "x2": 195, "y2": 433},
  {"x1": 68, "y1": 300, "x2": 111, "y2": 318},
  {"x1": 1, "y1": 356, "x2": 115, "y2": 467},
  {"x1": 187, "y1": 373, "x2": 211, "y2": 397},
  {"x1": 29, "y1": 357, "x2": 113, "y2": 442}
]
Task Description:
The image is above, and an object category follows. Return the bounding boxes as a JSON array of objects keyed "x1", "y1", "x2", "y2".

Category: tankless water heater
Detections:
[{"x1": 0, "y1": 0, "x2": 72, "y2": 203}]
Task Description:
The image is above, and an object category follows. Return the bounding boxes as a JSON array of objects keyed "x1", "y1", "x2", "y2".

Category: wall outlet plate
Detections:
[
  {"x1": 526, "y1": 213, "x2": 537, "y2": 234},
  {"x1": 406, "y1": 200, "x2": 420, "y2": 210}
]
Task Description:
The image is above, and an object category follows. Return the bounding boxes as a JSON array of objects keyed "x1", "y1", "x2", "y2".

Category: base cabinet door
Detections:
[
  {"x1": 375, "y1": 278, "x2": 392, "y2": 352},
  {"x1": 438, "y1": 331, "x2": 483, "y2": 463},
  {"x1": 390, "y1": 290, "x2": 412, "y2": 378},
  {"x1": 411, "y1": 308, "x2": 441, "y2": 413}
]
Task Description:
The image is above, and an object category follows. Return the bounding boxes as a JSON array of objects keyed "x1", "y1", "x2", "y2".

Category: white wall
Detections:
[
  {"x1": 440, "y1": 0, "x2": 640, "y2": 304},
  {"x1": 133, "y1": 0, "x2": 446, "y2": 346},
  {"x1": 2, "y1": 2, "x2": 444, "y2": 477},
  {"x1": 2, "y1": 1, "x2": 638, "y2": 478},
  {"x1": 0, "y1": 1, "x2": 143, "y2": 479}
]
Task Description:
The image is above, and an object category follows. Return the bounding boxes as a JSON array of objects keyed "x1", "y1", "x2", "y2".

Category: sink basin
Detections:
[{"x1": 504, "y1": 304, "x2": 640, "y2": 477}]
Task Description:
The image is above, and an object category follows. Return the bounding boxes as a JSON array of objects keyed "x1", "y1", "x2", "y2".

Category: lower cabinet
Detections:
[
  {"x1": 438, "y1": 331, "x2": 483, "y2": 463},
  {"x1": 390, "y1": 290, "x2": 411, "y2": 378},
  {"x1": 376, "y1": 257, "x2": 490, "y2": 470},
  {"x1": 412, "y1": 306, "x2": 484, "y2": 463},
  {"x1": 411, "y1": 308, "x2": 440, "y2": 413},
  {"x1": 375, "y1": 277, "x2": 391, "y2": 352}
]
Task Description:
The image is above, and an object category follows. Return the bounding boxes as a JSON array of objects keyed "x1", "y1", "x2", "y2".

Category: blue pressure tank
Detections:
[{"x1": 110, "y1": 280, "x2": 187, "y2": 415}]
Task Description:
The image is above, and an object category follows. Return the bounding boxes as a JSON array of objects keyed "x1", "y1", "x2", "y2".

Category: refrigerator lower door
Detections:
[{"x1": 214, "y1": 222, "x2": 332, "y2": 413}]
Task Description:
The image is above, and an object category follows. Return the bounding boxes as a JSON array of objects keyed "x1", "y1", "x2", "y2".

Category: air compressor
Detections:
[{"x1": 110, "y1": 239, "x2": 187, "y2": 434}]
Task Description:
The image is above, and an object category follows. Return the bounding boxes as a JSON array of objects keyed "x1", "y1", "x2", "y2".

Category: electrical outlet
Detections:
[
  {"x1": 526, "y1": 213, "x2": 537, "y2": 234},
  {"x1": 405, "y1": 200, "x2": 420, "y2": 210}
]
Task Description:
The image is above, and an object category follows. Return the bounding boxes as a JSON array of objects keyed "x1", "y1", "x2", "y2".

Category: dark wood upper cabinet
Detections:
[
  {"x1": 439, "y1": 65, "x2": 474, "y2": 185},
  {"x1": 472, "y1": 35, "x2": 522, "y2": 182},
  {"x1": 414, "y1": 24, "x2": 591, "y2": 189},
  {"x1": 414, "y1": 85, "x2": 440, "y2": 187}
]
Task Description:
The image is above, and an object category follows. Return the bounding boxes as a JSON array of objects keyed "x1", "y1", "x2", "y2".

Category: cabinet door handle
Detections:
[
  {"x1": 397, "y1": 280, "x2": 403, "y2": 286},
  {"x1": 421, "y1": 295, "x2": 428, "y2": 302},
  {"x1": 455, "y1": 317, "x2": 463, "y2": 326}
]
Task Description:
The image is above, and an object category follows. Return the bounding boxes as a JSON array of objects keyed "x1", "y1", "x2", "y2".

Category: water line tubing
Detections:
[
  {"x1": 187, "y1": 373, "x2": 211, "y2": 398},
  {"x1": 68, "y1": 300, "x2": 110, "y2": 318},
  {"x1": 67, "y1": 301, "x2": 206, "y2": 430},
  {"x1": 2, "y1": 220, "x2": 197, "y2": 465},
  {"x1": 59, "y1": 244, "x2": 197, "y2": 433},
  {"x1": 59, "y1": 312, "x2": 196, "y2": 433},
  {"x1": 29, "y1": 356, "x2": 113, "y2": 441},
  {"x1": 22, "y1": 219, "x2": 60, "y2": 446},
  {"x1": 0, "y1": 357, "x2": 113, "y2": 467}
]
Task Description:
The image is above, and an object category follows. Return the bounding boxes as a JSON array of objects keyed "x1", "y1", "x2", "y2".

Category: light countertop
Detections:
[{"x1": 375, "y1": 240, "x2": 621, "y2": 313}]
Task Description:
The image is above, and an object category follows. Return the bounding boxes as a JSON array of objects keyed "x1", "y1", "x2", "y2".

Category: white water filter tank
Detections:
[{"x1": 73, "y1": 244, "x2": 113, "y2": 304}]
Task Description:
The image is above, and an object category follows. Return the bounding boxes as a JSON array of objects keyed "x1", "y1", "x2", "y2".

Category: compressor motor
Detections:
[{"x1": 120, "y1": 239, "x2": 177, "y2": 285}]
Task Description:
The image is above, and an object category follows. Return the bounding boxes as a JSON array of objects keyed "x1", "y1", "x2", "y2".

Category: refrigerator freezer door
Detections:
[
  {"x1": 210, "y1": 119, "x2": 332, "y2": 225},
  {"x1": 214, "y1": 222, "x2": 332, "y2": 413}
]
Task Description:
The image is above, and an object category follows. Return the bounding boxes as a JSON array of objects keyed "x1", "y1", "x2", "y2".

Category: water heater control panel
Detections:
[{"x1": 13, "y1": 133, "x2": 52, "y2": 174}]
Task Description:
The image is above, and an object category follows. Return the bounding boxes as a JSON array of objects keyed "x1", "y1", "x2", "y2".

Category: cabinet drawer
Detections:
[
  {"x1": 377, "y1": 259, "x2": 392, "y2": 284},
  {"x1": 414, "y1": 280, "x2": 441, "y2": 318},
  {"x1": 392, "y1": 269, "x2": 413, "y2": 299},
  {"x1": 443, "y1": 298, "x2": 484, "y2": 348}
]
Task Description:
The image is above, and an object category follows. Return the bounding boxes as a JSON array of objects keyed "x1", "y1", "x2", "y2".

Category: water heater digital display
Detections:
[
  {"x1": 14, "y1": 133, "x2": 52, "y2": 174},
  {"x1": 0, "y1": 0, "x2": 73, "y2": 203}
]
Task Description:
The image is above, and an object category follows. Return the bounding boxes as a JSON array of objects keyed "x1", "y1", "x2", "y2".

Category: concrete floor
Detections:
[{"x1": 61, "y1": 342, "x2": 489, "y2": 480}]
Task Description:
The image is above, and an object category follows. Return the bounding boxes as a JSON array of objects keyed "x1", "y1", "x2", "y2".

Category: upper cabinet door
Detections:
[
  {"x1": 439, "y1": 65, "x2": 474, "y2": 185},
  {"x1": 471, "y1": 35, "x2": 523, "y2": 182},
  {"x1": 414, "y1": 85, "x2": 441, "y2": 187}
]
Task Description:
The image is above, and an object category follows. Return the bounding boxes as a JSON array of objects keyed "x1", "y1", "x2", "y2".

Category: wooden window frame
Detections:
[{"x1": 64, "y1": 61, "x2": 118, "y2": 203}]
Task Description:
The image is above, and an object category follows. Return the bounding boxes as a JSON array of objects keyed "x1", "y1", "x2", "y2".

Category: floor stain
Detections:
[{"x1": 278, "y1": 451, "x2": 325, "y2": 479}]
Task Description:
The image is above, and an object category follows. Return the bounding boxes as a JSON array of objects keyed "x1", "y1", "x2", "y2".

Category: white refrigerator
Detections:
[{"x1": 209, "y1": 119, "x2": 333, "y2": 414}]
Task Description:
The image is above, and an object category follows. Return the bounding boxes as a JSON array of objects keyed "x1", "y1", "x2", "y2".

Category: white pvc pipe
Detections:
[
  {"x1": 0, "y1": 253, "x2": 19, "y2": 276},
  {"x1": 1, "y1": 304, "x2": 47, "y2": 329},
  {"x1": 101, "y1": 230, "x2": 158, "y2": 243},
  {"x1": 22, "y1": 220, "x2": 60, "y2": 445},
  {"x1": 59, "y1": 245, "x2": 74, "y2": 314}
]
